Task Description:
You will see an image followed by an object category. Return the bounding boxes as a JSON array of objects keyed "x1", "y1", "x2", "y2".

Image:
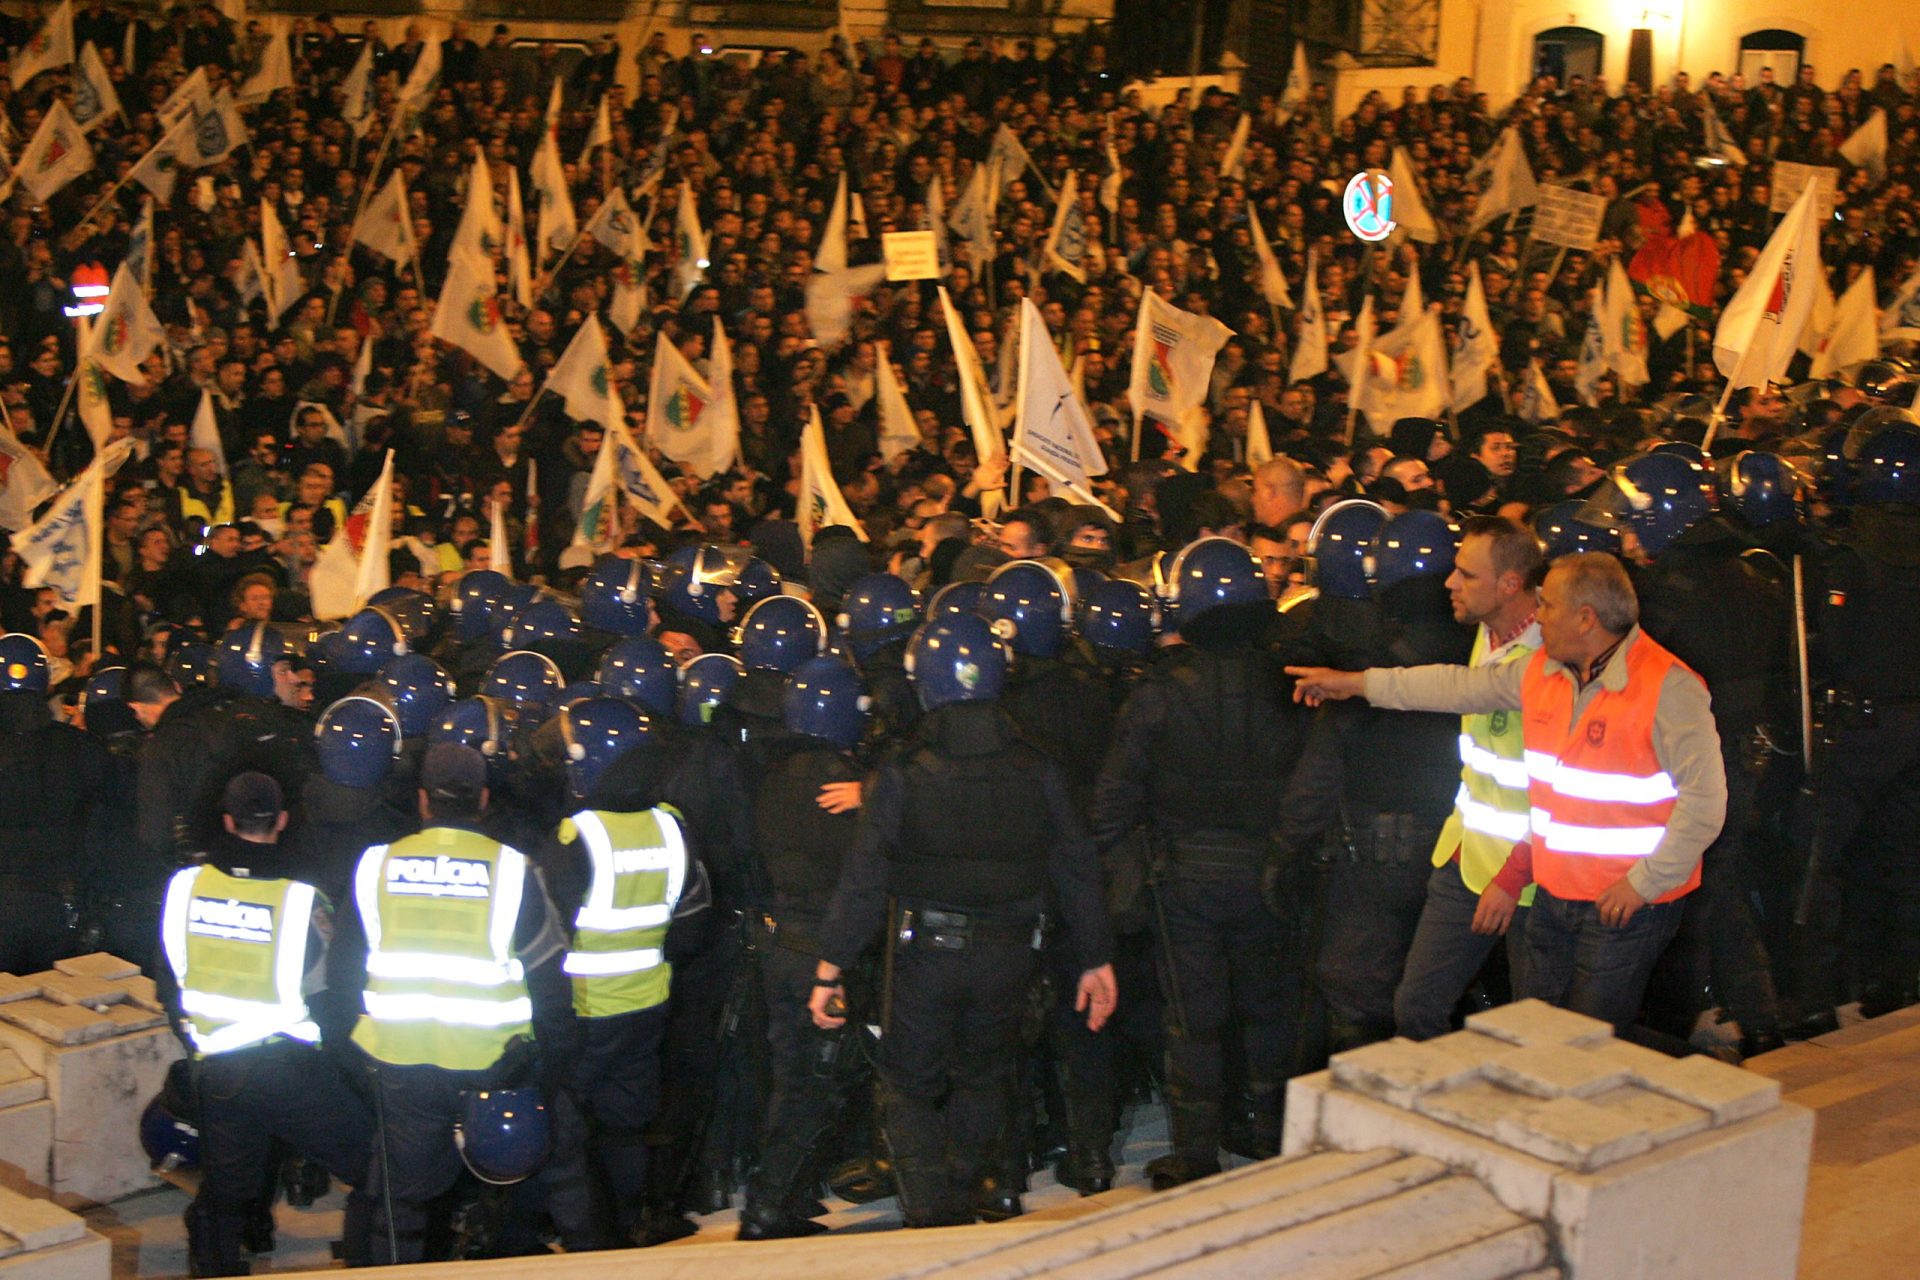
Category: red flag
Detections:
[{"x1": 1628, "y1": 198, "x2": 1721, "y2": 316}]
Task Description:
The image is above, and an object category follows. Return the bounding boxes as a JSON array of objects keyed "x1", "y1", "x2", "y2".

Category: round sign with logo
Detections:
[{"x1": 1342, "y1": 170, "x2": 1395, "y2": 243}]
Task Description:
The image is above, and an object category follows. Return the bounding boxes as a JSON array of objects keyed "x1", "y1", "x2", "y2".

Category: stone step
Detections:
[
  {"x1": 0, "y1": 1187, "x2": 85, "y2": 1251},
  {"x1": 1366, "y1": 1223, "x2": 1553, "y2": 1279}
]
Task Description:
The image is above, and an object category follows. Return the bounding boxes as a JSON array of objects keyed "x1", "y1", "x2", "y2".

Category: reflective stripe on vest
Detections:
[
  {"x1": 1519, "y1": 635, "x2": 1704, "y2": 903},
  {"x1": 562, "y1": 807, "x2": 688, "y2": 1017},
  {"x1": 177, "y1": 482, "x2": 235, "y2": 529},
  {"x1": 1432, "y1": 625, "x2": 1539, "y2": 897},
  {"x1": 351, "y1": 831, "x2": 533, "y2": 1069},
  {"x1": 161, "y1": 866, "x2": 320, "y2": 1057}
]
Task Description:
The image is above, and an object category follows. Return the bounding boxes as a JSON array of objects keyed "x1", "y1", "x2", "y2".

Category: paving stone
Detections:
[
  {"x1": 1423, "y1": 1029, "x2": 1520, "y2": 1070},
  {"x1": 1585, "y1": 1084, "x2": 1712, "y2": 1147},
  {"x1": 1495, "y1": 1095, "x2": 1655, "y2": 1170},
  {"x1": 0, "y1": 1230, "x2": 17, "y2": 1259},
  {"x1": 1482, "y1": 1042, "x2": 1632, "y2": 1100},
  {"x1": 1331, "y1": 1038, "x2": 1488, "y2": 1109},
  {"x1": 1412, "y1": 1078, "x2": 1517, "y2": 1144},
  {"x1": 24, "y1": 974, "x2": 123, "y2": 1011},
  {"x1": 1632, "y1": 1054, "x2": 1780, "y2": 1126},
  {"x1": 0, "y1": 976, "x2": 40, "y2": 1006},
  {"x1": 108, "y1": 976, "x2": 161, "y2": 1014},
  {"x1": 0, "y1": 1050, "x2": 43, "y2": 1109},
  {"x1": 0, "y1": 1187, "x2": 85, "y2": 1249},
  {"x1": 0, "y1": 1002, "x2": 116, "y2": 1047},
  {"x1": 48, "y1": 955, "x2": 137, "y2": 983},
  {"x1": 100, "y1": 1006, "x2": 166, "y2": 1035},
  {"x1": 1585, "y1": 1036, "x2": 1679, "y2": 1078},
  {"x1": 1465, "y1": 999, "x2": 1613, "y2": 1049}
]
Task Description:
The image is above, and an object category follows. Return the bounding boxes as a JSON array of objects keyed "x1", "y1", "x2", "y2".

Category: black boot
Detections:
[
  {"x1": 1055, "y1": 1066, "x2": 1115, "y2": 1195},
  {"x1": 973, "y1": 1174, "x2": 1024, "y2": 1222},
  {"x1": 1144, "y1": 1152, "x2": 1221, "y2": 1191}
]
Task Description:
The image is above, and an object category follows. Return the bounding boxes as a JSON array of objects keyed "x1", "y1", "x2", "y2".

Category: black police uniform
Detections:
[
  {"x1": 1092, "y1": 640, "x2": 1304, "y2": 1184},
  {"x1": 285, "y1": 775, "x2": 418, "y2": 903},
  {"x1": 137, "y1": 686, "x2": 313, "y2": 868},
  {"x1": 854, "y1": 639, "x2": 921, "y2": 744},
  {"x1": 818, "y1": 701, "x2": 1113, "y2": 1227},
  {"x1": 0, "y1": 690, "x2": 111, "y2": 973},
  {"x1": 1635, "y1": 516, "x2": 1789, "y2": 1047},
  {"x1": 738, "y1": 734, "x2": 870, "y2": 1237}
]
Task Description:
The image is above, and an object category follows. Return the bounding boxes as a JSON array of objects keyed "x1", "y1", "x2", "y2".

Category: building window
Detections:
[{"x1": 1738, "y1": 29, "x2": 1805, "y2": 84}]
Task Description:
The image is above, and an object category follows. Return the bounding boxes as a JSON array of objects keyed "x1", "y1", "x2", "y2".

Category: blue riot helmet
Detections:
[
  {"x1": 1305, "y1": 499, "x2": 1388, "y2": 601},
  {"x1": 368, "y1": 587, "x2": 439, "y2": 646},
  {"x1": 834, "y1": 573, "x2": 922, "y2": 662},
  {"x1": 1578, "y1": 451, "x2": 1714, "y2": 558},
  {"x1": 735, "y1": 595, "x2": 828, "y2": 674},
  {"x1": 596, "y1": 636, "x2": 678, "y2": 716},
  {"x1": 578, "y1": 556, "x2": 655, "y2": 636},
  {"x1": 1855, "y1": 416, "x2": 1920, "y2": 506},
  {"x1": 731, "y1": 557, "x2": 784, "y2": 611},
  {"x1": 1648, "y1": 439, "x2": 1708, "y2": 467},
  {"x1": 216, "y1": 622, "x2": 290, "y2": 698},
  {"x1": 782, "y1": 656, "x2": 869, "y2": 751},
  {"x1": 1080, "y1": 578, "x2": 1157, "y2": 657},
  {"x1": 558, "y1": 680, "x2": 603, "y2": 706},
  {"x1": 489, "y1": 584, "x2": 546, "y2": 644},
  {"x1": 0, "y1": 633, "x2": 51, "y2": 694},
  {"x1": 314, "y1": 695, "x2": 403, "y2": 789},
  {"x1": 140, "y1": 1096, "x2": 200, "y2": 1172},
  {"x1": 79, "y1": 665, "x2": 126, "y2": 716},
  {"x1": 337, "y1": 607, "x2": 409, "y2": 675},
  {"x1": 559, "y1": 696, "x2": 651, "y2": 800},
  {"x1": 926, "y1": 580, "x2": 984, "y2": 622},
  {"x1": 1165, "y1": 537, "x2": 1265, "y2": 635},
  {"x1": 166, "y1": 643, "x2": 220, "y2": 690},
  {"x1": 454, "y1": 1088, "x2": 551, "y2": 1185},
  {"x1": 1717, "y1": 451, "x2": 1803, "y2": 530},
  {"x1": 377, "y1": 654, "x2": 456, "y2": 737},
  {"x1": 450, "y1": 570, "x2": 511, "y2": 642},
  {"x1": 1368, "y1": 510, "x2": 1462, "y2": 593},
  {"x1": 906, "y1": 614, "x2": 1010, "y2": 711},
  {"x1": 430, "y1": 696, "x2": 511, "y2": 781},
  {"x1": 981, "y1": 559, "x2": 1077, "y2": 658},
  {"x1": 1532, "y1": 500, "x2": 1623, "y2": 558},
  {"x1": 678, "y1": 653, "x2": 744, "y2": 727},
  {"x1": 501, "y1": 599, "x2": 585, "y2": 668},
  {"x1": 661, "y1": 544, "x2": 755, "y2": 626},
  {"x1": 306, "y1": 629, "x2": 349, "y2": 678},
  {"x1": 482, "y1": 650, "x2": 566, "y2": 715}
]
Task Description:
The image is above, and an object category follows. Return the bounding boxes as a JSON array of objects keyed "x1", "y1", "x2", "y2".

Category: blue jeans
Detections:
[
  {"x1": 1393, "y1": 862, "x2": 1531, "y2": 1041},
  {"x1": 1520, "y1": 887, "x2": 1684, "y2": 1030}
]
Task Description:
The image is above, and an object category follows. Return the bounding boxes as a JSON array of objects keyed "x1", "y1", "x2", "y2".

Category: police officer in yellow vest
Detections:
[
  {"x1": 157, "y1": 772, "x2": 375, "y2": 1278},
  {"x1": 535, "y1": 699, "x2": 708, "y2": 1250},
  {"x1": 1390, "y1": 518, "x2": 1543, "y2": 1040},
  {"x1": 335, "y1": 742, "x2": 570, "y2": 1266}
]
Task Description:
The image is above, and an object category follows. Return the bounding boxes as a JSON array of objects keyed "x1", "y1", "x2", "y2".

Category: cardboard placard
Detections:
[{"x1": 882, "y1": 231, "x2": 941, "y2": 281}]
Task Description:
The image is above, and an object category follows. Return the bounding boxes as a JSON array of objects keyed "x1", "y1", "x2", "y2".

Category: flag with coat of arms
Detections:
[
  {"x1": 644, "y1": 330, "x2": 713, "y2": 448},
  {"x1": 11, "y1": 0, "x2": 74, "y2": 87},
  {"x1": 16, "y1": 439, "x2": 130, "y2": 608},
  {"x1": 430, "y1": 250, "x2": 523, "y2": 380},
  {"x1": 89, "y1": 263, "x2": 166, "y2": 382},
  {"x1": 18, "y1": 101, "x2": 93, "y2": 203},
  {"x1": 1127, "y1": 290, "x2": 1233, "y2": 447}
]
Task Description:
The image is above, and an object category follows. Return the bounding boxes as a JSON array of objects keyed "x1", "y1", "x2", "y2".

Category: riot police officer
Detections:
[
  {"x1": 1092, "y1": 538, "x2": 1305, "y2": 1189},
  {"x1": 290, "y1": 696, "x2": 417, "y2": 900},
  {"x1": 809, "y1": 615, "x2": 1116, "y2": 1227},
  {"x1": 833, "y1": 573, "x2": 923, "y2": 742}
]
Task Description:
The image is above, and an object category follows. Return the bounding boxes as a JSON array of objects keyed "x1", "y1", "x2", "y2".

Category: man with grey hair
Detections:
[{"x1": 1288, "y1": 552, "x2": 1726, "y2": 1031}]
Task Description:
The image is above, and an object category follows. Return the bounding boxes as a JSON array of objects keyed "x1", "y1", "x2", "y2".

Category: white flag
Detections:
[
  {"x1": 89, "y1": 263, "x2": 165, "y2": 382},
  {"x1": 1388, "y1": 147, "x2": 1439, "y2": 244},
  {"x1": 452, "y1": 154, "x2": 504, "y2": 270},
  {"x1": 356, "y1": 452, "x2": 395, "y2": 605},
  {"x1": 609, "y1": 272, "x2": 648, "y2": 337},
  {"x1": 506, "y1": 165, "x2": 534, "y2": 309},
  {"x1": 1703, "y1": 103, "x2": 1747, "y2": 167},
  {"x1": 490, "y1": 486, "x2": 513, "y2": 582},
  {"x1": 1603, "y1": 259, "x2": 1649, "y2": 387},
  {"x1": 350, "y1": 332, "x2": 372, "y2": 400},
  {"x1": 258, "y1": 199, "x2": 304, "y2": 323},
  {"x1": 849, "y1": 192, "x2": 868, "y2": 242},
  {"x1": 874, "y1": 341, "x2": 921, "y2": 462},
  {"x1": 183, "y1": 90, "x2": 246, "y2": 168},
  {"x1": 673, "y1": 182, "x2": 707, "y2": 298},
  {"x1": 577, "y1": 96, "x2": 611, "y2": 170},
  {"x1": 431, "y1": 251, "x2": 524, "y2": 381},
  {"x1": 125, "y1": 196, "x2": 154, "y2": 291},
  {"x1": 74, "y1": 347, "x2": 113, "y2": 446},
  {"x1": 1245, "y1": 399, "x2": 1274, "y2": 467},
  {"x1": 806, "y1": 264, "x2": 886, "y2": 349},
  {"x1": 0, "y1": 423, "x2": 58, "y2": 532},
  {"x1": 190, "y1": 387, "x2": 226, "y2": 475},
  {"x1": 340, "y1": 43, "x2": 376, "y2": 138},
  {"x1": 949, "y1": 157, "x2": 998, "y2": 263},
  {"x1": 1576, "y1": 287, "x2": 1610, "y2": 406},
  {"x1": 1128, "y1": 290, "x2": 1233, "y2": 431},
  {"x1": 1011, "y1": 297, "x2": 1107, "y2": 499},
  {"x1": 236, "y1": 31, "x2": 294, "y2": 104},
  {"x1": 157, "y1": 67, "x2": 211, "y2": 134},
  {"x1": 11, "y1": 0, "x2": 73, "y2": 86},
  {"x1": 609, "y1": 417, "x2": 684, "y2": 530},
  {"x1": 1839, "y1": 109, "x2": 1888, "y2": 181},
  {"x1": 128, "y1": 120, "x2": 186, "y2": 202},
  {"x1": 1358, "y1": 304, "x2": 1450, "y2": 423},
  {"x1": 1279, "y1": 42, "x2": 1310, "y2": 115},
  {"x1": 1467, "y1": 128, "x2": 1538, "y2": 233},
  {"x1": 354, "y1": 171, "x2": 417, "y2": 265},
  {"x1": 1248, "y1": 207, "x2": 1292, "y2": 308},
  {"x1": 1810, "y1": 268, "x2": 1880, "y2": 379},
  {"x1": 798, "y1": 405, "x2": 867, "y2": 548},
  {"x1": 1714, "y1": 181, "x2": 1823, "y2": 392},
  {"x1": 925, "y1": 175, "x2": 950, "y2": 270},
  {"x1": 816, "y1": 171, "x2": 849, "y2": 273},
  {"x1": 573, "y1": 411, "x2": 624, "y2": 553},
  {"x1": 691, "y1": 317, "x2": 742, "y2": 480},
  {"x1": 1882, "y1": 257, "x2": 1920, "y2": 341},
  {"x1": 17, "y1": 101, "x2": 93, "y2": 203},
  {"x1": 1800, "y1": 270, "x2": 1837, "y2": 361},
  {"x1": 938, "y1": 285, "x2": 1005, "y2": 485},
  {"x1": 645, "y1": 330, "x2": 716, "y2": 465},
  {"x1": 1452, "y1": 261, "x2": 1497, "y2": 413},
  {"x1": 531, "y1": 127, "x2": 576, "y2": 257},
  {"x1": 1042, "y1": 170, "x2": 1089, "y2": 282},
  {"x1": 1220, "y1": 113, "x2": 1250, "y2": 180},
  {"x1": 546, "y1": 314, "x2": 615, "y2": 424},
  {"x1": 990, "y1": 124, "x2": 1051, "y2": 199},
  {"x1": 71, "y1": 41, "x2": 122, "y2": 132},
  {"x1": 1289, "y1": 249, "x2": 1328, "y2": 383},
  {"x1": 1514, "y1": 358, "x2": 1561, "y2": 424},
  {"x1": 397, "y1": 39, "x2": 442, "y2": 106},
  {"x1": 17, "y1": 440, "x2": 126, "y2": 609},
  {"x1": 1100, "y1": 133, "x2": 1123, "y2": 216}
]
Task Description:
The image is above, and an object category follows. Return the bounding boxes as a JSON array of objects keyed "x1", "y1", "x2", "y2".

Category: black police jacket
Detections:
[
  {"x1": 137, "y1": 688, "x2": 315, "y2": 867},
  {"x1": 0, "y1": 692, "x2": 111, "y2": 884},
  {"x1": 1814, "y1": 505, "x2": 1920, "y2": 701},
  {"x1": 748, "y1": 738, "x2": 864, "y2": 917}
]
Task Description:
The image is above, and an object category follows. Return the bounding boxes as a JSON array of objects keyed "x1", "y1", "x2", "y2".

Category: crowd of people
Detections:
[{"x1": 0, "y1": 3, "x2": 1918, "y2": 1273}]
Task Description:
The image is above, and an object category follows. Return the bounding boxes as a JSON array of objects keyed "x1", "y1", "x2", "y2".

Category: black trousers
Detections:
[
  {"x1": 0, "y1": 887, "x2": 72, "y2": 976},
  {"x1": 190, "y1": 1040, "x2": 374, "y2": 1277},
  {"x1": 543, "y1": 1004, "x2": 671, "y2": 1249},
  {"x1": 365, "y1": 1061, "x2": 491, "y2": 1266},
  {"x1": 744, "y1": 944, "x2": 864, "y2": 1220},
  {"x1": 878, "y1": 931, "x2": 1036, "y2": 1227},
  {"x1": 1316, "y1": 848, "x2": 1436, "y2": 1052},
  {"x1": 645, "y1": 920, "x2": 753, "y2": 1214}
]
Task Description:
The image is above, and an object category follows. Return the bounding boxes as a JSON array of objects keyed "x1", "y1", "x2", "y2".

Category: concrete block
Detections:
[
  {"x1": 0, "y1": 1231, "x2": 109, "y2": 1280},
  {"x1": 48, "y1": 956, "x2": 137, "y2": 983},
  {"x1": 1281, "y1": 1071, "x2": 1328, "y2": 1157},
  {"x1": 1585, "y1": 1084, "x2": 1712, "y2": 1147},
  {"x1": 1412, "y1": 1078, "x2": 1514, "y2": 1144},
  {"x1": 1550, "y1": 1102, "x2": 1813, "y2": 1280},
  {"x1": 0, "y1": 1233, "x2": 16, "y2": 1260},
  {"x1": 1482, "y1": 1042, "x2": 1632, "y2": 1100},
  {"x1": 0, "y1": 1024, "x2": 180, "y2": 1206},
  {"x1": 1330, "y1": 1037, "x2": 1486, "y2": 1109},
  {"x1": 1494, "y1": 1095, "x2": 1655, "y2": 1171},
  {"x1": 0, "y1": 1002, "x2": 115, "y2": 1047},
  {"x1": 100, "y1": 1006, "x2": 166, "y2": 1035},
  {"x1": 0, "y1": 1054, "x2": 42, "y2": 1110},
  {"x1": 1315, "y1": 1084, "x2": 1560, "y2": 1219},
  {"x1": 1633, "y1": 1054, "x2": 1781, "y2": 1126},
  {"x1": 23, "y1": 974, "x2": 123, "y2": 1011},
  {"x1": 0, "y1": 1102, "x2": 52, "y2": 1191},
  {"x1": 109, "y1": 977, "x2": 161, "y2": 1013},
  {"x1": 1367, "y1": 1223, "x2": 1552, "y2": 1280},
  {"x1": 1465, "y1": 999, "x2": 1612, "y2": 1048},
  {"x1": 0, "y1": 1190, "x2": 84, "y2": 1250},
  {"x1": 1586, "y1": 1036, "x2": 1680, "y2": 1076},
  {"x1": 0, "y1": 978, "x2": 37, "y2": 1007}
]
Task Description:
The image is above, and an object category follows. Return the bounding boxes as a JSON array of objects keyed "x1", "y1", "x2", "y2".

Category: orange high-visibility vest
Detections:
[{"x1": 1519, "y1": 634, "x2": 1704, "y2": 903}]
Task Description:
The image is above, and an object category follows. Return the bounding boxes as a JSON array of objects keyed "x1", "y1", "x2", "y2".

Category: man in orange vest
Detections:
[{"x1": 1289, "y1": 552, "x2": 1727, "y2": 1030}]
